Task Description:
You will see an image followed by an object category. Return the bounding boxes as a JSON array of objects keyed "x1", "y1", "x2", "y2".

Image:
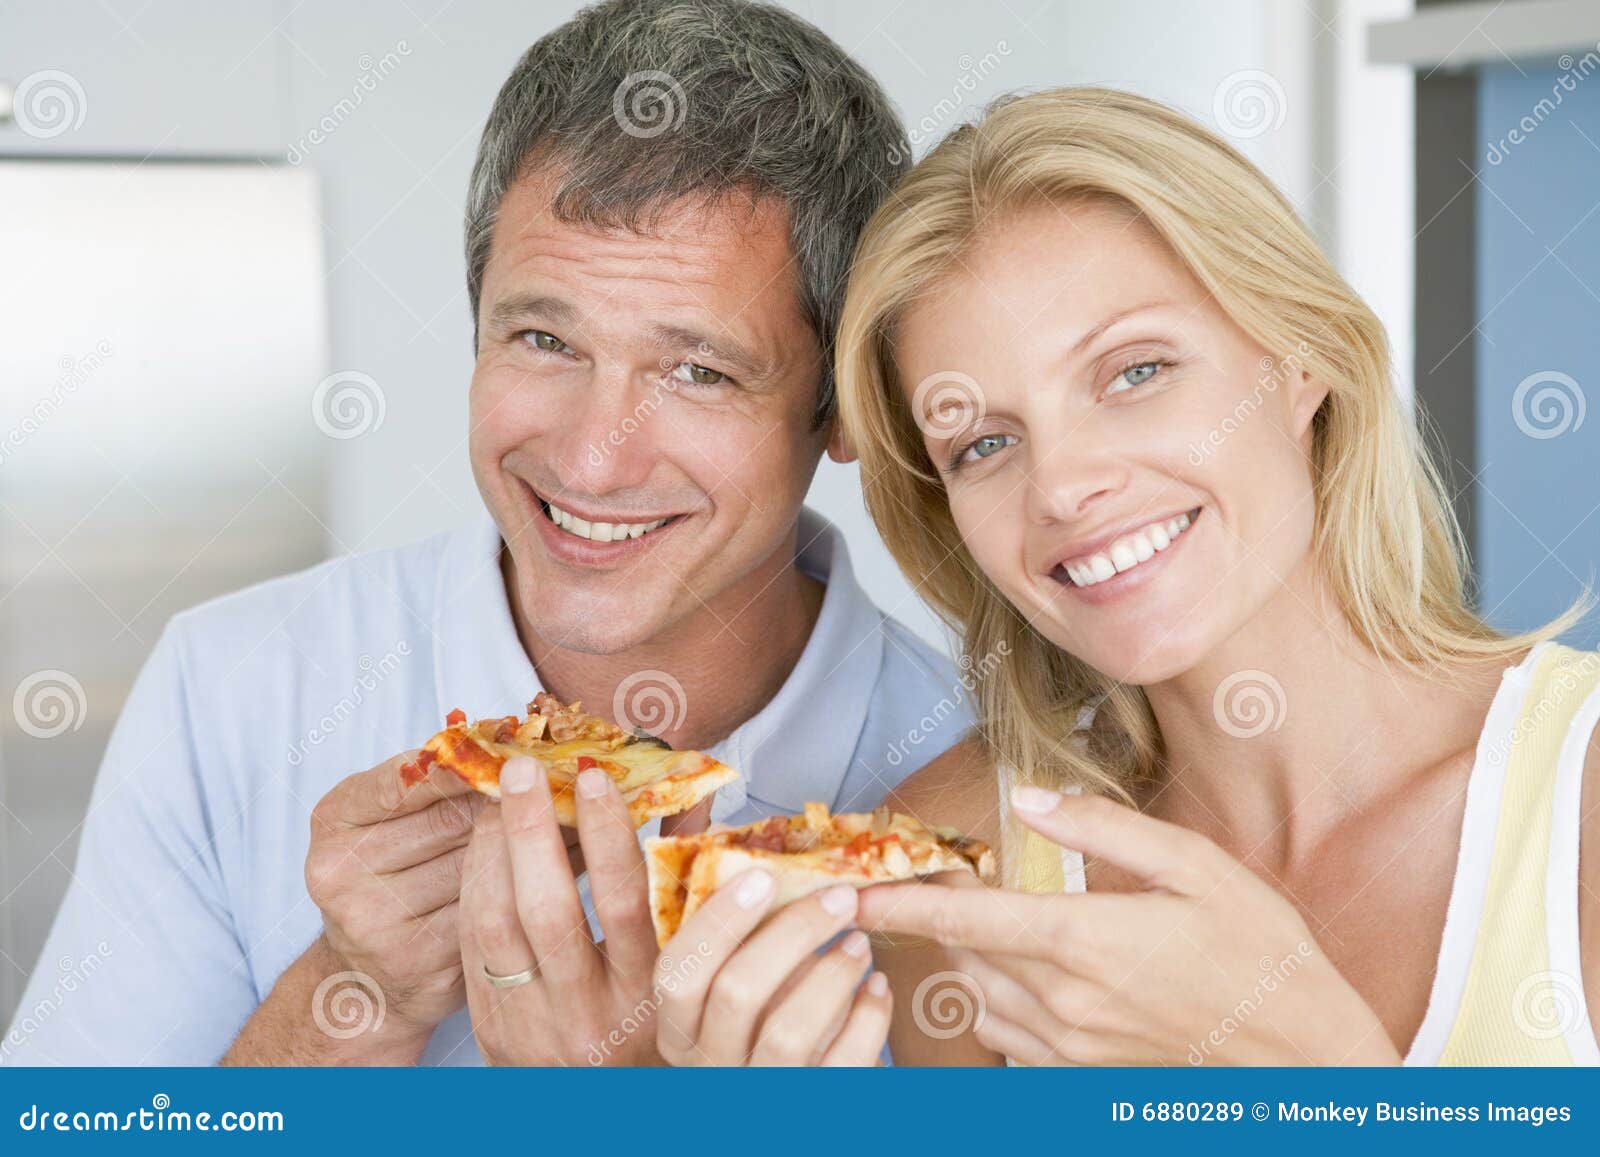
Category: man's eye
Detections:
[
  {"x1": 958, "y1": 432, "x2": 1015, "y2": 465},
  {"x1": 522, "y1": 330, "x2": 572, "y2": 355},
  {"x1": 669, "y1": 362, "x2": 726, "y2": 386},
  {"x1": 1107, "y1": 360, "x2": 1163, "y2": 395}
]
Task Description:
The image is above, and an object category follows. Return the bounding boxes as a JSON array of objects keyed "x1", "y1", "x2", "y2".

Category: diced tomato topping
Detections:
[
  {"x1": 445, "y1": 708, "x2": 467, "y2": 726},
  {"x1": 576, "y1": 755, "x2": 598, "y2": 773}
]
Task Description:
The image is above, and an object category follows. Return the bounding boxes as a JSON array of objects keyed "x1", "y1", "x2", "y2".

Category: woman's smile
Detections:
[{"x1": 1050, "y1": 506, "x2": 1201, "y2": 594}]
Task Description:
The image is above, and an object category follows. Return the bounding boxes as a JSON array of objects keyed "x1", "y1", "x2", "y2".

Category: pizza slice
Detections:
[
  {"x1": 399, "y1": 692, "x2": 738, "y2": 828},
  {"x1": 645, "y1": 802, "x2": 995, "y2": 945}
]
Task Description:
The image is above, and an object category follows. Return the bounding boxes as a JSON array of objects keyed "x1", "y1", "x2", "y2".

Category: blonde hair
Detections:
[{"x1": 835, "y1": 87, "x2": 1586, "y2": 827}]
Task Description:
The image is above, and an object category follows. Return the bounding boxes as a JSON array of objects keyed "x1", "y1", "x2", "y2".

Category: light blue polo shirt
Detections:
[{"x1": 2, "y1": 506, "x2": 972, "y2": 1065}]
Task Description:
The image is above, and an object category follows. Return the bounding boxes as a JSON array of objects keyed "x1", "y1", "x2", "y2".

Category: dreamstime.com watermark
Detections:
[
  {"x1": 1211, "y1": 669, "x2": 1287, "y2": 739},
  {"x1": 287, "y1": 41, "x2": 413, "y2": 165},
  {"x1": 1511, "y1": 969, "x2": 1588, "y2": 1041},
  {"x1": 885, "y1": 641, "x2": 1011, "y2": 768},
  {"x1": 17, "y1": 1095, "x2": 283, "y2": 1134},
  {"x1": 312, "y1": 370, "x2": 387, "y2": 439},
  {"x1": 0, "y1": 340, "x2": 113, "y2": 468},
  {"x1": 311, "y1": 970, "x2": 387, "y2": 1039},
  {"x1": 612, "y1": 70, "x2": 687, "y2": 138},
  {"x1": 7, "y1": 69, "x2": 87, "y2": 139},
  {"x1": 1, "y1": 942, "x2": 113, "y2": 1062},
  {"x1": 912, "y1": 970, "x2": 986, "y2": 1039},
  {"x1": 1188, "y1": 341, "x2": 1314, "y2": 464},
  {"x1": 12, "y1": 669, "x2": 88, "y2": 740},
  {"x1": 612, "y1": 668, "x2": 688, "y2": 736},
  {"x1": 286, "y1": 642, "x2": 411, "y2": 766},
  {"x1": 1510, "y1": 370, "x2": 1585, "y2": 440},
  {"x1": 1186, "y1": 940, "x2": 1314, "y2": 1064},
  {"x1": 587, "y1": 941, "x2": 712, "y2": 1064},
  {"x1": 1486, "y1": 42, "x2": 1600, "y2": 165},
  {"x1": 1212, "y1": 69, "x2": 1286, "y2": 141},
  {"x1": 889, "y1": 42, "x2": 1012, "y2": 165}
]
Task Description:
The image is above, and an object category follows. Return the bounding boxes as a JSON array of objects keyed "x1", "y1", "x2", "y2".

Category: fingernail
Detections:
[
  {"x1": 735, "y1": 871, "x2": 774, "y2": 908},
  {"x1": 501, "y1": 757, "x2": 537, "y2": 795},
  {"x1": 866, "y1": 971, "x2": 889, "y2": 997},
  {"x1": 841, "y1": 930, "x2": 869, "y2": 958},
  {"x1": 577, "y1": 767, "x2": 609, "y2": 799},
  {"x1": 1011, "y1": 784, "x2": 1061, "y2": 814},
  {"x1": 820, "y1": 884, "x2": 858, "y2": 918}
]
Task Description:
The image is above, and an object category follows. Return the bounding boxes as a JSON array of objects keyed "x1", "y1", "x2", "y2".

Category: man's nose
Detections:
[{"x1": 548, "y1": 368, "x2": 666, "y2": 495}]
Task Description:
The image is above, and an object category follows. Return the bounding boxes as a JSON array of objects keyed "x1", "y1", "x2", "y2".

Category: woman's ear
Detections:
[
  {"x1": 825, "y1": 419, "x2": 858, "y2": 464},
  {"x1": 1287, "y1": 368, "x2": 1330, "y2": 442}
]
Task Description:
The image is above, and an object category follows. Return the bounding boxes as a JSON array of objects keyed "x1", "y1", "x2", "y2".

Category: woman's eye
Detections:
[
  {"x1": 523, "y1": 330, "x2": 573, "y2": 355},
  {"x1": 1107, "y1": 360, "x2": 1163, "y2": 395},
  {"x1": 669, "y1": 362, "x2": 726, "y2": 386},
  {"x1": 959, "y1": 433, "x2": 1015, "y2": 464}
]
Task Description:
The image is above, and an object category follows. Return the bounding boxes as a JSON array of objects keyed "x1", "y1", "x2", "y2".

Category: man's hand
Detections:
[
  {"x1": 459, "y1": 756, "x2": 710, "y2": 1066},
  {"x1": 224, "y1": 751, "x2": 488, "y2": 1065},
  {"x1": 654, "y1": 875, "x2": 891, "y2": 1066}
]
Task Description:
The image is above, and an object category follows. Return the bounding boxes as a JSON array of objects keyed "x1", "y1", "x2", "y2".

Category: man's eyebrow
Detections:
[
  {"x1": 648, "y1": 323, "x2": 770, "y2": 380},
  {"x1": 486, "y1": 292, "x2": 581, "y2": 331}
]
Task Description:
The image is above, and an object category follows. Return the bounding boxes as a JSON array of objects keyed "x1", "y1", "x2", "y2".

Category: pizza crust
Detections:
[{"x1": 645, "y1": 803, "x2": 995, "y2": 945}]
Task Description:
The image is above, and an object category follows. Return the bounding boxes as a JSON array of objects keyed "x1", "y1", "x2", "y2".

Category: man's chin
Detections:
[{"x1": 521, "y1": 602, "x2": 673, "y2": 657}]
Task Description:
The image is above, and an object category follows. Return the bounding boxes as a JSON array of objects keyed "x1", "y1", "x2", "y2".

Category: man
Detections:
[{"x1": 3, "y1": 0, "x2": 970, "y2": 1066}]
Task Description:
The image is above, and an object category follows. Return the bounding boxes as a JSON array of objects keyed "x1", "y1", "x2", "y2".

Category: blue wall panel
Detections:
[{"x1": 1476, "y1": 64, "x2": 1600, "y2": 647}]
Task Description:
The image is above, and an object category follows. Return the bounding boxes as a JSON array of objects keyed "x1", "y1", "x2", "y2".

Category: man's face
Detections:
[{"x1": 470, "y1": 173, "x2": 828, "y2": 655}]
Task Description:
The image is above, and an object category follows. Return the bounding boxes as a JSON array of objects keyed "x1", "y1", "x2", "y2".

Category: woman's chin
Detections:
[{"x1": 1047, "y1": 615, "x2": 1215, "y2": 688}]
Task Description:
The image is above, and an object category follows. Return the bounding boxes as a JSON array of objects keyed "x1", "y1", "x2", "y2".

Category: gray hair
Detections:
[{"x1": 464, "y1": 0, "x2": 910, "y2": 424}]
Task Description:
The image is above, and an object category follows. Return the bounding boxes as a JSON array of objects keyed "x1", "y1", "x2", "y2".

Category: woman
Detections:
[{"x1": 824, "y1": 87, "x2": 1600, "y2": 1065}]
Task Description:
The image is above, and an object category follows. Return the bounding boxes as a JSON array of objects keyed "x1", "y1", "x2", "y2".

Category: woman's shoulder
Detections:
[{"x1": 882, "y1": 734, "x2": 1002, "y2": 848}]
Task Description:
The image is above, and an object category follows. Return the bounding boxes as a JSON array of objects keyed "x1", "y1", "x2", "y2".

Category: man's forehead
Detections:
[
  {"x1": 482, "y1": 170, "x2": 812, "y2": 353},
  {"x1": 492, "y1": 169, "x2": 794, "y2": 276}
]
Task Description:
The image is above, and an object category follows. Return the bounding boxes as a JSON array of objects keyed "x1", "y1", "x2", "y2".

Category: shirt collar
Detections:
[
  {"x1": 431, "y1": 508, "x2": 543, "y2": 725},
  {"x1": 431, "y1": 505, "x2": 885, "y2": 818},
  {"x1": 705, "y1": 507, "x2": 885, "y2": 818}
]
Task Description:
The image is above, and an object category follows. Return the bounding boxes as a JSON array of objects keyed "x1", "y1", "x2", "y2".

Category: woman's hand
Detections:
[
  {"x1": 654, "y1": 874, "x2": 892, "y2": 1066},
  {"x1": 858, "y1": 786, "x2": 1401, "y2": 1066}
]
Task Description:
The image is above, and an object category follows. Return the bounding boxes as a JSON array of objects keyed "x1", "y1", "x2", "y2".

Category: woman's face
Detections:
[{"x1": 895, "y1": 200, "x2": 1328, "y2": 685}]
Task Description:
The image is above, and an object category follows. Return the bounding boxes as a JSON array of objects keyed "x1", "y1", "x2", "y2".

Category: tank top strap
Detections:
[
  {"x1": 1434, "y1": 643, "x2": 1600, "y2": 1065},
  {"x1": 996, "y1": 763, "x2": 1085, "y2": 894}
]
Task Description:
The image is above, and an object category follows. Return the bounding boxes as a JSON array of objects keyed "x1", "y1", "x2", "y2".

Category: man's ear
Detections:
[{"x1": 825, "y1": 418, "x2": 857, "y2": 464}]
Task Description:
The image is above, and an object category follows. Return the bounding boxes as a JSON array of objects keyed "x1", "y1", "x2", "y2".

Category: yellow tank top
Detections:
[{"x1": 1008, "y1": 642, "x2": 1600, "y2": 1065}]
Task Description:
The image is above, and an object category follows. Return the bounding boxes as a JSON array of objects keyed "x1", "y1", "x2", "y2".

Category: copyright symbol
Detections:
[{"x1": 1252, "y1": 1102, "x2": 1270, "y2": 1121}]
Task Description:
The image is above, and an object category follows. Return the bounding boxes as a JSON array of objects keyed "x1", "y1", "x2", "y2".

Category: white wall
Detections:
[{"x1": 268, "y1": 0, "x2": 1346, "y2": 649}]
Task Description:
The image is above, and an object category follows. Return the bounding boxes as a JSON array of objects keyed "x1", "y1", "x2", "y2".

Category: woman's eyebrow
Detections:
[{"x1": 1063, "y1": 299, "x2": 1180, "y2": 359}]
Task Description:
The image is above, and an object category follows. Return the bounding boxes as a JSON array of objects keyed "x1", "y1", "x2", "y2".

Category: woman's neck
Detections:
[{"x1": 1140, "y1": 556, "x2": 1507, "y2": 871}]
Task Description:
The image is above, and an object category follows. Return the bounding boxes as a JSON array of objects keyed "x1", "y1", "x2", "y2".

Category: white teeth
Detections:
[
  {"x1": 1063, "y1": 510, "x2": 1197, "y2": 588},
  {"x1": 545, "y1": 503, "x2": 670, "y2": 543}
]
